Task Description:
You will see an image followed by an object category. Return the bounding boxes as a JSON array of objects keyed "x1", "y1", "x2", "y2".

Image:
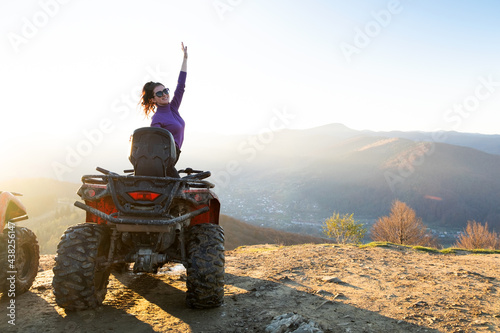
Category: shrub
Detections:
[
  {"x1": 322, "y1": 212, "x2": 366, "y2": 244},
  {"x1": 370, "y1": 200, "x2": 438, "y2": 247},
  {"x1": 455, "y1": 220, "x2": 499, "y2": 250}
]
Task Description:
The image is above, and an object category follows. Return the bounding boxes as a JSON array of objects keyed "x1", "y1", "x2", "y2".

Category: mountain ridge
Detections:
[
  {"x1": 319, "y1": 123, "x2": 500, "y2": 155},
  {"x1": 199, "y1": 124, "x2": 500, "y2": 231}
]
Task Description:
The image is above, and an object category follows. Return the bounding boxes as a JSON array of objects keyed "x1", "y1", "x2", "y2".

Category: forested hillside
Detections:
[{"x1": 189, "y1": 125, "x2": 500, "y2": 230}]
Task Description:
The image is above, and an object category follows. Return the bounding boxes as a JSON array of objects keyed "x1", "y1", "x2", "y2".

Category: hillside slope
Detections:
[
  {"x1": 208, "y1": 129, "x2": 500, "y2": 230},
  {"x1": 220, "y1": 214, "x2": 330, "y2": 250},
  {"x1": 1, "y1": 244, "x2": 498, "y2": 332}
]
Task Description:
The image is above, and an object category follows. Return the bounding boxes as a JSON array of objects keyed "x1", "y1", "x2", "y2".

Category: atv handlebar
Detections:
[
  {"x1": 96, "y1": 167, "x2": 109, "y2": 174},
  {"x1": 179, "y1": 168, "x2": 203, "y2": 175},
  {"x1": 182, "y1": 171, "x2": 211, "y2": 181},
  {"x1": 97, "y1": 167, "x2": 120, "y2": 175},
  {"x1": 96, "y1": 167, "x2": 121, "y2": 178},
  {"x1": 179, "y1": 168, "x2": 211, "y2": 181}
]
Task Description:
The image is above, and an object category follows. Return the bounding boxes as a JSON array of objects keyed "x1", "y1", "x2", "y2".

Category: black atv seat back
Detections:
[{"x1": 129, "y1": 127, "x2": 177, "y2": 177}]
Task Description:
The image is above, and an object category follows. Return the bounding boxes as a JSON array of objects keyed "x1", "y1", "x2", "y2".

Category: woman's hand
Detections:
[
  {"x1": 180, "y1": 42, "x2": 188, "y2": 72},
  {"x1": 181, "y1": 42, "x2": 188, "y2": 59}
]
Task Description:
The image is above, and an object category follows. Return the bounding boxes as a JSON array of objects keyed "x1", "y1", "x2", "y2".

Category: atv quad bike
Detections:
[
  {"x1": 52, "y1": 127, "x2": 224, "y2": 311},
  {"x1": 0, "y1": 191, "x2": 40, "y2": 295}
]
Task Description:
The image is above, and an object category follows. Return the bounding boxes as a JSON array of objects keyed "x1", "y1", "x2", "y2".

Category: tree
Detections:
[
  {"x1": 455, "y1": 220, "x2": 499, "y2": 250},
  {"x1": 370, "y1": 200, "x2": 438, "y2": 247},
  {"x1": 322, "y1": 212, "x2": 366, "y2": 244}
]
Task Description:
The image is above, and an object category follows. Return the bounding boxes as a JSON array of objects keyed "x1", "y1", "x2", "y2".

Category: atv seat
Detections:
[{"x1": 129, "y1": 127, "x2": 178, "y2": 177}]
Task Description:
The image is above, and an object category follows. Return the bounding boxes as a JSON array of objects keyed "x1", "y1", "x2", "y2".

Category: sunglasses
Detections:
[{"x1": 155, "y1": 88, "x2": 169, "y2": 97}]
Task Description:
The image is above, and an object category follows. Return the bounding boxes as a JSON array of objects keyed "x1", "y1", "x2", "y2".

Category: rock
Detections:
[
  {"x1": 321, "y1": 276, "x2": 343, "y2": 284},
  {"x1": 314, "y1": 289, "x2": 333, "y2": 296},
  {"x1": 265, "y1": 313, "x2": 323, "y2": 333},
  {"x1": 279, "y1": 276, "x2": 293, "y2": 282},
  {"x1": 412, "y1": 300, "x2": 429, "y2": 308},
  {"x1": 293, "y1": 322, "x2": 323, "y2": 333},
  {"x1": 332, "y1": 292, "x2": 345, "y2": 299}
]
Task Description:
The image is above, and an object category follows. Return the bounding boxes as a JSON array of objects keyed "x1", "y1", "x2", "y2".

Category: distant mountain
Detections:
[
  {"x1": 273, "y1": 123, "x2": 500, "y2": 156},
  {"x1": 361, "y1": 129, "x2": 500, "y2": 156},
  {"x1": 305, "y1": 137, "x2": 500, "y2": 229},
  {"x1": 190, "y1": 124, "x2": 500, "y2": 231}
]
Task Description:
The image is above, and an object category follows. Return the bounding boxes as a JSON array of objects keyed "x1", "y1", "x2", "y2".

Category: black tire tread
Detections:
[
  {"x1": 52, "y1": 223, "x2": 111, "y2": 311},
  {"x1": 0, "y1": 227, "x2": 39, "y2": 294},
  {"x1": 186, "y1": 223, "x2": 225, "y2": 308},
  {"x1": 0, "y1": 231, "x2": 6, "y2": 292}
]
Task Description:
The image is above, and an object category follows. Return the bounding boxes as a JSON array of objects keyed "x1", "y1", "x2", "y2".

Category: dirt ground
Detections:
[{"x1": 1, "y1": 244, "x2": 499, "y2": 333}]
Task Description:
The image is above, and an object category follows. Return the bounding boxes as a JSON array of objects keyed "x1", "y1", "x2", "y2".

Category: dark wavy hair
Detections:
[{"x1": 141, "y1": 81, "x2": 164, "y2": 118}]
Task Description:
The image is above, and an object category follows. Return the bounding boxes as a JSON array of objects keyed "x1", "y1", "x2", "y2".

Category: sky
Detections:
[{"x1": 1, "y1": 0, "x2": 500, "y2": 182}]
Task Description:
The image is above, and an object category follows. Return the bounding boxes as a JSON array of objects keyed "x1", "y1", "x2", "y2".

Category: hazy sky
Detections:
[{"x1": 1, "y1": 0, "x2": 500, "y2": 181}]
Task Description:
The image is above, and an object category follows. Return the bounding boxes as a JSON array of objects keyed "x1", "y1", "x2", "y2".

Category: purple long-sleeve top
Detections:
[{"x1": 151, "y1": 71, "x2": 186, "y2": 149}]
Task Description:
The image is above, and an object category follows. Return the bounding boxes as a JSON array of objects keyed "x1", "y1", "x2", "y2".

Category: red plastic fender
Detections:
[
  {"x1": 186, "y1": 189, "x2": 221, "y2": 226},
  {"x1": 0, "y1": 192, "x2": 27, "y2": 232}
]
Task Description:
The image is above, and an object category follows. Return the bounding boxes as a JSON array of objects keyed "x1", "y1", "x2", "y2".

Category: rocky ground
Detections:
[{"x1": 0, "y1": 243, "x2": 499, "y2": 332}]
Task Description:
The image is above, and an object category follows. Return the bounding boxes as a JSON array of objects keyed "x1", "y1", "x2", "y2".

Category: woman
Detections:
[{"x1": 140, "y1": 42, "x2": 188, "y2": 165}]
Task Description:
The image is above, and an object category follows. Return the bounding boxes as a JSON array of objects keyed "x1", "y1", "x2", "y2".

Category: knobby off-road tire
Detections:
[
  {"x1": 0, "y1": 227, "x2": 40, "y2": 294},
  {"x1": 0, "y1": 231, "x2": 7, "y2": 292},
  {"x1": 52, "y1": 223, "x2": 111, "y2": 311},
  {"x1": 186, "y1": 223, "x2": 225, "y2": 308}
]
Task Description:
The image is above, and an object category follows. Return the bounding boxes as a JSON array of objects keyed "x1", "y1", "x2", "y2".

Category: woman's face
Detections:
[{"x1": 152, "y1": 85, "x2": 170, "y2": 106}]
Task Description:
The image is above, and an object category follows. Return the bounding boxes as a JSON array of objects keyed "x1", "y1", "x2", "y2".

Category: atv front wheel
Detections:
[
  {"x1": 52, "y1": 223, "x2": 111, "y2": 311},
  {"x1": 186, "y1": 223, "x2": 225, "y2": 308},
  {"x1": 0, "y1": 227, "x2": 40, "y2": 294}
]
